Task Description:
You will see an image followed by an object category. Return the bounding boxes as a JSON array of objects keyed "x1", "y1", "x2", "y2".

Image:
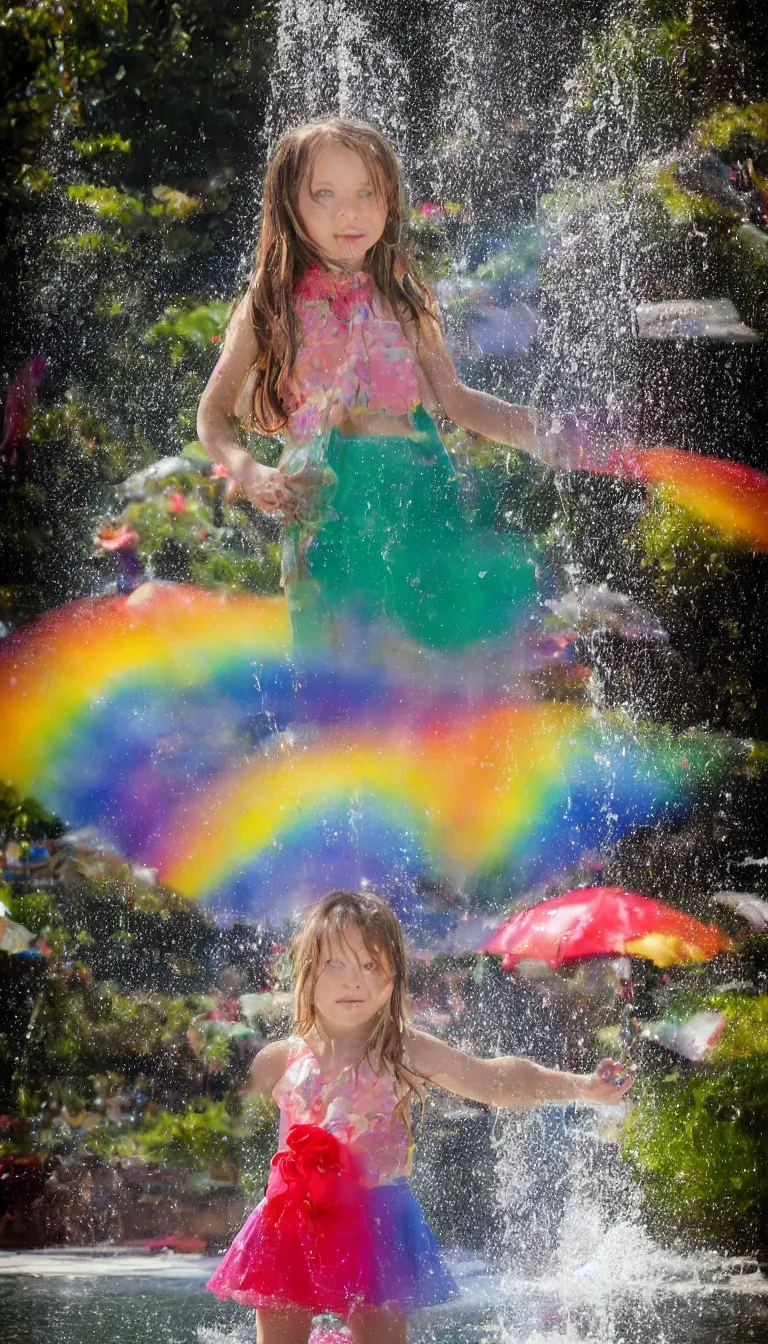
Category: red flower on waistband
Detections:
[
  {"x1": 273, "y1": 1123, "x2": 345, "y2": 1185},
  {"x1": 264, "y1": 1122, "x2": 367, "y2": 1236}
]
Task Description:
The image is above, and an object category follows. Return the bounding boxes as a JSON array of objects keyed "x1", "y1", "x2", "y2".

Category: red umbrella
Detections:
[{"x1": 482, "y1": 886, "x2": 733, "y2": 970}]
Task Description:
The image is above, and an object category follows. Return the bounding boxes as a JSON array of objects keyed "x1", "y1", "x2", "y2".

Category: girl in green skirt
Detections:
[{"x1": 198, "y1": 117, "x2": 594, "y2": 652}]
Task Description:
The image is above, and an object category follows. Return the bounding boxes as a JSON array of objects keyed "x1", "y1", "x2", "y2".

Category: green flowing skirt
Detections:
[{"x1": 281, "y1": 405, "x2": 538, "y2": 652}]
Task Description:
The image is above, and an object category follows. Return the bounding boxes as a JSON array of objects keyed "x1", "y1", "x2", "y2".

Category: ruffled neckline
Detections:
[{"x1": 295, "y1": 260, "x2": 373, "y2": 319}]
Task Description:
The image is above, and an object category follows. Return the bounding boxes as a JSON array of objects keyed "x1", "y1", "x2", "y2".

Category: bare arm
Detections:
[
  {"x1": 408, "y1": 1030, "x2": 632, "y2": 1109},
  {"x1": 196, "y1": 298, "x2": 298, "y2": 516},
  {"x1": 413, "y1": 317, "x2": 591, "y2": 471},
  {"x1": 247, "y1": 1037, "x2": 292, "y2": 1098}
]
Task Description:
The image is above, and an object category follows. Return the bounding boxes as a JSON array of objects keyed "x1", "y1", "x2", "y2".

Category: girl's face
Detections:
[
  {"x1": 313, "y1": 924, "x2": 394, "y2": 1033},
  {"x1": 297, "y1": 143, "x2": 388, "y2": 270}
]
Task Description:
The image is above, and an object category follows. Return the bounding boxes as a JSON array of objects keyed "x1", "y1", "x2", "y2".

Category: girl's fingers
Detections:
[{"x1": 593, "y1": 1058, "x2": 634, "y2": 1100}]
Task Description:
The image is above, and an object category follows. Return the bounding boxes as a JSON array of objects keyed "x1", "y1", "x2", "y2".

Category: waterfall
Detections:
[
  {"x1": 257, "y1": 1, "x2": 768, "y2": 1320},
  {"x1": 266, "y1": 0, "x2": 412, "y2": 153}
]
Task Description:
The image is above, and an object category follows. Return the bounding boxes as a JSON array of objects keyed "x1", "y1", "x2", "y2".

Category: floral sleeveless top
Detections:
[
  {"x1": 281, "y1": 262, "x2": 423, "y2": 449},
  {"x1": 272, "y1": 1035, "x2": 413, "y2": 1189}
]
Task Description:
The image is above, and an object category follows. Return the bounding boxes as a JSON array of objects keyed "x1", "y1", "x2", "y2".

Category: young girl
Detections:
[
  {"x1": 207, "y1": 890, "x2": 632, "y2": 1344},
  {"x1": 197, "y1": 117, "x2": 599, "y2": 652}
]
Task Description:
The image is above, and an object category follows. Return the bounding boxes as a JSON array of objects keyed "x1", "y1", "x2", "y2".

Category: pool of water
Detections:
[{"x1": 2, "y1": 1250, "x2": 768, "y2": 1344}]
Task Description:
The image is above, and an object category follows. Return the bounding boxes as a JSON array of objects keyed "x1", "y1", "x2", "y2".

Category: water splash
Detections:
[{"x1": 267, "y1": 0, "x2": 411, "y2": 153}]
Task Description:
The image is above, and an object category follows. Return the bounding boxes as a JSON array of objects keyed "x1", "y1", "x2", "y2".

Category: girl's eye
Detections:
[
  {"x1": 314, "y1": 189, "x2": 333, "y2": 200},
  {"x1": 327, "y1": 959, "x2": 344, "y2": 969},
  {"x1": 362, "y1": 961, "x2": 378, "y2": 972},
  {"x1": 359, "y1": 190, "x2": 373, "y2": 198}
]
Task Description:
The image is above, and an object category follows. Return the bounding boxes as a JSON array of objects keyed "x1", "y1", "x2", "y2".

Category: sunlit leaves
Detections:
[
  {"x1": 72, "y1": 131, "x2": 131, "y2": 156},
  {"x1": 0, "y1": 783, "x2": 63, "y2": 848},
  {"x1": 623, "y1": 992, "x2": 768, "y2": 1244},
  {"x1": 632, "y1": 489, "x2": 734, "y2": 586},
  {"x1": 651, "y1": 162, "x2": 740, "y2": 228},
  {"x1": 67, "y1": 183, "x2": 145, "y2": 227},
  {"x1": 144, "y1": 301, "x2": 230, "y2": 362},
  {"x1": 694, "y1": 100, "x2": 768, "y2": 157},
  {"x1": 149, "y1": 184, "x2": 203, "y2": 219}
]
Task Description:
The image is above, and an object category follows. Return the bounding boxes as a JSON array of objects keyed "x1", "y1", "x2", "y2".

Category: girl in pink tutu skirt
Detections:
[{"x1": 207, "y1": 890, "x2": 631, "y2": 1344}]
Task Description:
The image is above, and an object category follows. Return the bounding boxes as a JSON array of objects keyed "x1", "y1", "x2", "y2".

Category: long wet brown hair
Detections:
[
  {"x1": 239, "y1": 117, "x2": 438, "y2": 434},
  {"x1": 291, "y1": 889, "x2": 425, "y2": 1128}
]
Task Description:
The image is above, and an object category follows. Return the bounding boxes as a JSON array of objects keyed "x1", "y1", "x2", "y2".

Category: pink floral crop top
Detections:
[
  {"x1": 272, "y1": 1035, "x2": 413, "y2": 1188},
  {"x1": 282, "y1": 262, "x2": 423, "y2": 447}
]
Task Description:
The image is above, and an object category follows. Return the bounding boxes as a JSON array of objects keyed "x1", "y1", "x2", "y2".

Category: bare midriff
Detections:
[{"x1": 335, "y1": 407, "x2": 422, "y2": 439}]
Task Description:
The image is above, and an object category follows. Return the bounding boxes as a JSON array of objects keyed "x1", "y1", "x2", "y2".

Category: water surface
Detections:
[{"x1": 2, "y1": 1251, "x2": 768, "y2": 1344}]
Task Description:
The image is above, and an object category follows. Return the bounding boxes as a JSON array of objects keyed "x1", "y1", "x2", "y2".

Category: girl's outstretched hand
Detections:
[
  {"x1": 241, "y1": 461, "x2": 298, "y2": 518},
  {"x1": 580, "y1": 1058, "x2": 634, "y2": 1106}
]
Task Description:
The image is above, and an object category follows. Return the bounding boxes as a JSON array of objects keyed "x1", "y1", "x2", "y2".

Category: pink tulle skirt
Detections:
[{"x1": 206, "y1": 1124, "x2": 457, "y2": 1315}]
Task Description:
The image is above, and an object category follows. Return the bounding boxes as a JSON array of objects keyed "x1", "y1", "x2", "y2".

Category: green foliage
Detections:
[
  {"x1": 101, "y1": 455, "x2": 281, "y2": 592},
  {"x1": 0, "y1": 0, "x2": 277, "y2": 627},
  {"x1": 442, "y1": 426, "x2": 560, "y2": 538},
  {"x1": 632, "y1": 490, "x2": 734, "y2": 592},
  {"x1": 25, "y1": 977, "x2": 205, "y2": 1076},
  {"x1": 90, "y1": 1099, "x2": 234, "y2": 1168},
  {"x1": 729, "y1": 222, "x2": 768, "y2": 334},
  {"x1": 651, "y1": 163, "x2": 740, "y2": 228},
  {"x1": 29, "y1": 400, "x2": 136, "y2": 480},
  {"x1": 5, "y1": 889, "x2": 58, "y2": 936},
  {"x1": 82, "y1": 1094, "x2": 275, "y2": 1174},
  {"x1": 628, "y1": 491, "x2": 767, "y2": 731},
  {"x1": 475, "y1": 226, "x2": 544, "y2": 284},
  {"x1": 145, "y1": 301, "x2": 231, "y2": 363},
  {"x1": 72, "y1": 132, "x2": 132, "y2": 157},
  {"x1": 623, "y1": 992, "x2": 768, "y2": 1247},
  {"x1": 406, "y1": 208, "x2": 457, "y2": 284},
  {"x1": 694, "y1": 101, "x2": 768, "y2": 157},
  {"x1": 1, "y1": 397, "x2": 134, "y2": 623},
  {"x1": 68, "y1": 183, "x2": 146, "y2": 227},
  {"x1": 558, "y1": 3, "x2": 747, "y2": 173},
  {"x1": 624, "y1": 1058, "x2": 768, "y2": 1246},
  {"x1": 0, "y1": 783, "x2": 64, "y2": 847},
  {"x1": 0, "y1": 3, "x2": 130, "y2": 185}
]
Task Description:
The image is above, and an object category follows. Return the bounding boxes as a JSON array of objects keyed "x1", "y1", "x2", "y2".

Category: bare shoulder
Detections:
[
  {"x1": 406, "y1": 1028, "x2": 456, "y2": 1078},
  {"x1": 249, "y1": 1036, "x2": 293, "y2": 1097},
  {"x1": 222, "y1": 292, "x2": 256, "y2": 354}
]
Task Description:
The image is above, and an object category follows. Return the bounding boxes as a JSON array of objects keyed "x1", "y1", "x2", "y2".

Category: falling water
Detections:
[
  {"x1": 266, "y1": 0, "x2": 412, "y2": 153},
  {"x1": 4, "y1": 4, "x2": 768, "y2": 1343},
  {"x1": 255, "y1": 4, "x2": 768, "y2": 1339}
]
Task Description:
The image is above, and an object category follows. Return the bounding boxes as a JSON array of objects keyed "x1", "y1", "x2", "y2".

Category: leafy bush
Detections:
[
  {"x1": 1, "y1": 1, "x2": 277, "y2": 625},
  {"x1": 24, "y1": 977, "x2": 207, "y2": 1077},
  {"x1": 555, "y1": 4, "x2": 752, "y2": 175},
  {"x1": 5, "y1": 889, "x2": 58, "y2": 937},
  {"x1": 623, "y1": 992, "x2": 768, "y2": 1249},
  {"x1": 84, "y1": 1095, "x2": 275, "y2": 1173}
]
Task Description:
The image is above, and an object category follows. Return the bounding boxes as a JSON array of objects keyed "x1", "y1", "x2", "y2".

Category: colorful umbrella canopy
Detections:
[
  {"x1": 482, "y1": 886, "x2": 733, "y2": 969},
  {"x1": 0, "y1": 582, "x2": 744, "y2": 928},
  {"x1": 155, "y1": 707, "x2": 737, "y2": 922}
]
